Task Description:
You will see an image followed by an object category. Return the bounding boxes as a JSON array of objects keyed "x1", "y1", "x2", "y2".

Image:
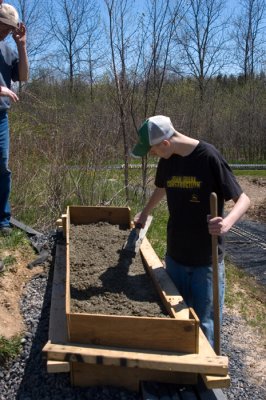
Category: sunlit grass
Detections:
[
  {"x1": 225, "y1": 260, "x2": 266, "y2": 335},
  {"x1": 233, "y1": 169, "x2": 266, "y2": 177},
  {"x1": 0, "y1": 229, "x2": 30, "y2": 250},
  {"x1": 0, "y1": 335, "x2": 22, "y2": 364}
]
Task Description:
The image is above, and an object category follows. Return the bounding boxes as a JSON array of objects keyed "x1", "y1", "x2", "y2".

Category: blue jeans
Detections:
[
  {"x1": 165, "y1": 254, "x2": 225, "y2": 349},
  {"x1": 0, "y1": 111, "x2": 11, "y2": 227}
]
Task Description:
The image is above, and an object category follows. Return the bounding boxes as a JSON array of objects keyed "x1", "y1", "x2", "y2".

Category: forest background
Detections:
[{"x1": 4, "y1": 0, "x2": 266, "y2": 229}]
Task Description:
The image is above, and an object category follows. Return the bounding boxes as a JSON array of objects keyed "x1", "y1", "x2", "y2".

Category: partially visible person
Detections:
[
  {"x1": 132, "y1": 115, "x2": 250, "y2": 348},
  {"x1": 0, "y1": 3, "x2": 29, "y2": 237}
]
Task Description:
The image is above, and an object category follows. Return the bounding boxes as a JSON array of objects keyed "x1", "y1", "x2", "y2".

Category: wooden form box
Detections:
[
  {"x1": 43, "y1": 206, "x2": 229, "y2": 391},
  {"x1": 65, "y1": 206, "x2": 199, "y2": 354}
]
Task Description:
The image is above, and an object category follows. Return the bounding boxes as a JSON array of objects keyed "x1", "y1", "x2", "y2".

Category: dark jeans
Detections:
[{"x1": 0, "y1": 111, "x2": 11, "y2": 227}]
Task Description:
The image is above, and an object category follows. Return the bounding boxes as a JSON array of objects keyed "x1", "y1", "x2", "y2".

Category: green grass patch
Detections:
[
  {"x1": 233, "y1": 169, "x2": 266, "y2": 177},
  {"x1": 2, "y1": 255, "x2": 17, "y2": 267},
  {"x1": 225, "y1": 260, "x2": 266, "y2": 335},
  {"x1": 0, "y1": 335, "x2": 22, "y2": 364},
  {"x1": 0, "y1": 229, "x2": 30, "y2": 251}
]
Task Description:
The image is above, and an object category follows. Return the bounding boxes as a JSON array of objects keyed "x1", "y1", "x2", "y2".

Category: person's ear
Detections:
[{"x1": 162, "y1": 139, "x2": 170, "y2": 147}]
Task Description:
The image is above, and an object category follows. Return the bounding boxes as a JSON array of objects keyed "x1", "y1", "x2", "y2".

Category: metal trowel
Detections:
[{"x1": 122, "y1": 215, "x2": 153, "y2": 257}]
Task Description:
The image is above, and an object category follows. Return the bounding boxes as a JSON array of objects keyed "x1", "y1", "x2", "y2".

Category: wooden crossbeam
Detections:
[
  {"x1": 47, "y1": 360, "x2": 70, "y2": 373},
  {"x1": 43, "y1": 342, "x2": 228, "y2": 376},
  {"x1": 198, "y1": 330, "x2": 230, "y2": 389}
]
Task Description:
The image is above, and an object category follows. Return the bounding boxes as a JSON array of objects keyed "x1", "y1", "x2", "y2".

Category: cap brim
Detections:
[
  {"x1": 0, "y1": 17, "x2": 18, "y2": 29},
  {"x1": 131, "y1": 141, "x2": 150, "y2": 157}
]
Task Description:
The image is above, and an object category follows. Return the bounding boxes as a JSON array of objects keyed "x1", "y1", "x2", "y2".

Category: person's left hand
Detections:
[
  {"x1": 12, "y1": 22, "x2": 26, "y2": 46},
  {"x1": 208, "y1": 216, "x2": 229, "y2": 236}
]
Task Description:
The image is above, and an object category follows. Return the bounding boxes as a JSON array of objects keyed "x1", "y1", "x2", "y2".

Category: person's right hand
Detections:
[
  {"x1": 134, "y1": 212, "x2": 148, "y2": 228},
  {"x1": 0, "y1": 86, "x2": 19, "y2": 102}
]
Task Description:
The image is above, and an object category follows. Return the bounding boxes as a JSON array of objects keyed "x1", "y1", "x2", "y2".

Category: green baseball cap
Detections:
[{"x1": 132, "y1": 115, "x2": 175, "y2": 157}]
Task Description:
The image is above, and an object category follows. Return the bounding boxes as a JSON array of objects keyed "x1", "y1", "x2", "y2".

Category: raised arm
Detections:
[{"x1": 13, "y1": 22, "x2": 29, "y2": 81}]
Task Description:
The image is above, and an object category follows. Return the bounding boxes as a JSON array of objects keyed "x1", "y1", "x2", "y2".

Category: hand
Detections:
[
  {"x1": 12, "y1": 22, "x2": 27, "y2": 46},
  {"x1": 208, "y1": 216, "x2": 229, "y2": 236},
  {"x1": 134, "y1": 212, "x2": 148, "y2": 228},
  {"x1": 0, "y1": 86, "x2": 19, "y2": 102}
]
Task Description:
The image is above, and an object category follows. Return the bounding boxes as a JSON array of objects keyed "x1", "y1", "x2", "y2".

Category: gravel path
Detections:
[{"x1": 0, "y1": 234, "x2": 265, "y2": 400}]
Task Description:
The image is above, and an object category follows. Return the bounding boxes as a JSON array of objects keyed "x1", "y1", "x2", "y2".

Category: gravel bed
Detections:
[{"x1": 0, "y1": 236, "x2": 265, "y2": 400}]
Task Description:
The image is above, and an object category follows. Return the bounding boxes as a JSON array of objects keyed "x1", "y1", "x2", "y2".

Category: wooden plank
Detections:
[
  {"x1": 68, "y1": 313, "x2": 197, "y2": 353},
  {"x1": 65, "y1": 212, "x2": 70, "y2": 244},
  {"x1": 62, "y1": 214, "x2": 67, "y2": 238},
  {"x1": 43, "y1": 342, "x2": 228, "y2": 376},
  {"x1": 71, "y1": 363, "x2": 197, "y2": 390},
  {"x1": 48, "y1": 243, "x2": 68, "y2": 343},
  {"x1": 47, "y1": 360, "x2": 70, "y2": 373},
  {"x1": 65, "y1": 242, "x2": 71, "y2": 316},
  {"x1": 198, "y1": 330, "x2": 230, "y2": 389},
  {"x1": 201, "y1": 374, "x2": 230, "y2": 390},
  {"x1": 68, "y1": 205, "x2": 131, "y2": 226},
  {"x1": 10, "y1": 216, "x2": 42, "y2": 236},
  {"x1": 56, "y1": 218, "x2": 62, "y2": 227},
  {"x1": 140, "y1": 237, "x2": 190, "y2": 320},
  {"x1": 197, "y1": 376, "x2": 228, "y2": 399}
]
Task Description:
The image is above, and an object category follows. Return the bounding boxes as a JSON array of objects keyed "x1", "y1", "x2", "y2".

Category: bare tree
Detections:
[
  {"x1": 131, "y1": 0, "x2": 185, "y2": 118},
  {"x1": 9, "y1": 0, "x2": 48, "y2": 74},
  {"x1": 85, "y1": 28, "x2": 105, "y2": 102},
  {"x1": 233, "y1": 0, "x2": 265, "y2": 79},
  {"x1": 175, "y1": 0, "x2": 228, "y2": 100},
  {"x1": 104, "y1": 0, "x2": 137, "y2": 201},
  {"x1": 129, "y1": 0, "x2": 184, "y2": 200},
  {"x1": 46, "y1": 0, "x2": 100, "y2": 91}
]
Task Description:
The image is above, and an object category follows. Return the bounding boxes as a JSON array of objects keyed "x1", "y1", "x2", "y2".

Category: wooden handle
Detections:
[
  {"x1": 210, "y1": 192, "x2": 218, "y2": 219},
  {"x1": 210, "y1": 192, "x2": 220, "y2": 355}
]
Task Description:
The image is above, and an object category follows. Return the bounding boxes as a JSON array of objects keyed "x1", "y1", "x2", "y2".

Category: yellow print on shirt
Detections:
[{"x1": 167, "y1": 176, "x2": 201, "y2": 189}]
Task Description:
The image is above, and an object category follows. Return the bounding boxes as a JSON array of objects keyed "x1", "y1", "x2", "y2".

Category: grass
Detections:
[
  {"x1": 225, "y1": 260, "x2": 266, "y2": 336},
  {"x1": 233, "y1": 169, "x2": 266, "y2": 177},
  {"x1": 0, "y1": 335, "x2": 22, "y2": 364},
  {"x1": 2, "y1": 254, "x2": 17, "y2": 267},
  {"x1": 0, "y1": 229, "x2": 31, "y2": 251}
]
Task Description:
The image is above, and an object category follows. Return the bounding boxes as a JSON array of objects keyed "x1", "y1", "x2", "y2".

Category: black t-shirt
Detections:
[{"x1": 155, "y1": 141, "x2": 243, "y2": 266}]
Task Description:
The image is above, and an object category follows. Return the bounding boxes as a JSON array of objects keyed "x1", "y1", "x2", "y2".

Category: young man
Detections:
[
  {"x1": 0, "y1": 3, "x2": 29, "y2": 272},
  {"x1": 132, "y1": 115, "x2": 250, "y2": 348}
]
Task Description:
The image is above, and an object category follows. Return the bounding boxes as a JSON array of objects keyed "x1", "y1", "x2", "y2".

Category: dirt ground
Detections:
[{"x1": 0, "y1": 176, "x2": 265, "y2": 339}]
